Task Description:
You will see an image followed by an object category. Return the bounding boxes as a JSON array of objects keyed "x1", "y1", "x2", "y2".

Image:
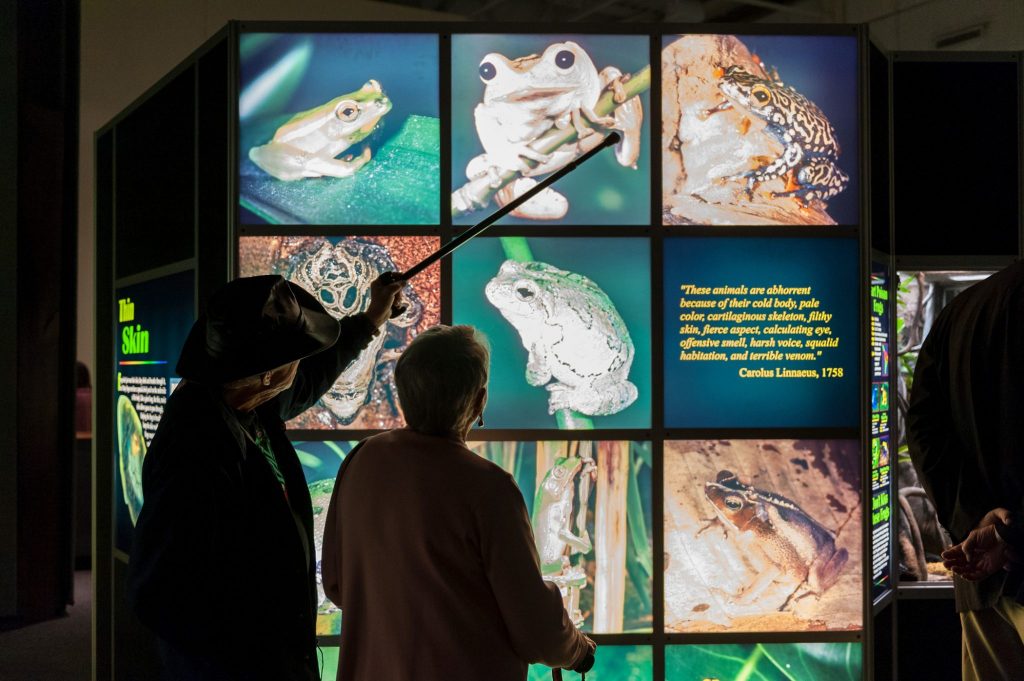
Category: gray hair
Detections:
[{"x1": 396, "y1": 325, "x2": 490, "y2": 436}]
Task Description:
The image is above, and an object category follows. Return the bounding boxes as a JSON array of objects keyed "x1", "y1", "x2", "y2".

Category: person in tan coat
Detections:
[{"x1": 322, "y1": 325, "x2": 595, "y2": 680}]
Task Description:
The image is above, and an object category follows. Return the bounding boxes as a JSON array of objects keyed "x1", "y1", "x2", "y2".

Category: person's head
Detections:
[
  {"x1": 176, "y1": 275, "x2": 340, "y2": 410},
  {"x1": 76, "y1": 361, "x2": 91, "y2": 389},
  {"x1": 395, "y1": 325, "x2": 489, "y2": 439},
  {"x1": 221, "y1": 360, "x2": 301, "y2": 412}
]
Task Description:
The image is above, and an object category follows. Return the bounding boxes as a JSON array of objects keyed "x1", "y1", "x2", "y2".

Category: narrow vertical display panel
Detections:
[
  {"x1": 453, "y1": 237, "x2": 651, "y2": 429},
  {"x1": 870, "y1": 262, "x2": 893, "y2": 601},
  {"x1": 467, "y1": 440, "x2": 653, "y2": 633},
  {"x1": 895, "y1": 270, "x2": 995, "y2": 583},
  {"x1": 239, "y1": 236, "x2": 441, "y2": 429},
  {"x1": 664, "y1": 236, "x2": 859, "y2": 429},
  {"x1": 667, "y1": 642, "x2": 862, "y2": 679},
  {"x1": 292, "y1": 440, "x2": 360, "y2": 636},
  {"x1": 114, "y1": 271, "x2": 194, "y2": 553},
  {"x1": 451, "y1": 34, "x2": 651, "y2": 226},
  {"x1": 661, "y1": 33, "x2": 859, "y2": 226},
  {"x1": 664, "y1": 439, "x2": 862, "y2": 632},
  {"x1": 238, "y1": 33, "x2": 440, "y2": 225}
]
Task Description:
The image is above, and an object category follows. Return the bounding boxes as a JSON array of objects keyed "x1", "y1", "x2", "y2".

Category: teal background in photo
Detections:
[
  {"x1": 239, "y1": 33, "x2": 439, "y2": 224},
  {"x1": 294, "y1": 440, "x2": 358, "y2": 485},
  {"x1": 454, "y1": 237, "x2": 652, "y2": 429},
  {"x1": 317, "y1": 646, "x2": 339, "y2": 681},
  {"x1": 451, "y1": 34, "x2": 651, "y2": 226},
  {"x1": 529, "y1": 645, "x2": 652, "y2": 680},
  {"x1": 666, "y1": 642, "x2": 862, "y2": 680}
]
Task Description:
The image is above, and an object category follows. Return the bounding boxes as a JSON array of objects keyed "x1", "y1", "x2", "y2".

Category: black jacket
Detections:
[
  {"x1": 127, "y1": 314, "x2": 377, "y2": 680},
  {"x1": 907, "y1": 263, "x2": 1024, "y2": 612}
]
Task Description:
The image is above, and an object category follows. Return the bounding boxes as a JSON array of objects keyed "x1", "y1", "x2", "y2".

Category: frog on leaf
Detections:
[
  {"x1": 485, "y1": 259, "x2": 637, "y2": 418},
  {"x1": 703, "y1": 469, "x2": 848, "y2": 605},
  {"x1": 704, "y1": 65, "x2": 848, "y2": 209},
  {"x1": 460, "y1": 42, "x2": 643, "y2": 220},
  {"x1": 249, "y1": 79, "x2": 392, "y2": 181}
]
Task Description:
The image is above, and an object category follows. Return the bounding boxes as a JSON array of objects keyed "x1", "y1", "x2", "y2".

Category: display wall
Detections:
[{"x1": 97, "y1": 22, "x2": 884, "y2": 680}]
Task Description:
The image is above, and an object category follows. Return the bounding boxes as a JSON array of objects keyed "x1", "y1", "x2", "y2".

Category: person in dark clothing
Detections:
[
  {"x1": 127, "y1": 274, "x2": 403, "y2": 681},
  {"x1": 321, "y1": 325, "x2": 595, "y2": 681},
  {"x1": 906, "y1": 262, "x2": 1024, "y2": 681}
]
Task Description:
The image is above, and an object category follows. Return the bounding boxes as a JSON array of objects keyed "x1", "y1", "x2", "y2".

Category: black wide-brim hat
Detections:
[{"x1": 176, "y1": 275, "x2": 340, "y2": 384}]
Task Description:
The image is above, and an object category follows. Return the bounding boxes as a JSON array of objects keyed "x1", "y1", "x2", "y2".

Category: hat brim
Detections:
[{"x1": 176, "y1": 282, "x2": 341, "y2": 384}]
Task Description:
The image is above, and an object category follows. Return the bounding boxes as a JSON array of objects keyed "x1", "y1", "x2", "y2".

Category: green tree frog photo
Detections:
[{"x1": 248, "y1": 79, "x2": 392, "y2": 181}]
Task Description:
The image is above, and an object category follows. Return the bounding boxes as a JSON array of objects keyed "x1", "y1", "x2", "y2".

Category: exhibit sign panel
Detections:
[
  {"x1": 870, "y1": 263, "x2": 893, "y2": 601},
  {"x1": 113, "y1": 270, "x2": 194, "y2": 553}
]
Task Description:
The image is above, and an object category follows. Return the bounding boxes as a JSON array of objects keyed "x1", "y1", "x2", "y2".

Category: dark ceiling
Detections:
[{"x1": 382, "y1": 0, "x2": 815, "y2": 24}]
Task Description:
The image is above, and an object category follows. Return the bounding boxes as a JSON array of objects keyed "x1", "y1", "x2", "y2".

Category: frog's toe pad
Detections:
[{"x1": 496, "y1": 179, "x2": 568, "y2": 220}]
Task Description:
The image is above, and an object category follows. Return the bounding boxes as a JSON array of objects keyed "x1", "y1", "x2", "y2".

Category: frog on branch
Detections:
[
  {"x1": 460, "y1": 41, "x2": 643, "y2": 220},
  {"x1": 249, "y1": 80, "x2": 392, "y2": 181},
  {"x1": 532, "y1": 447, "x2": 597, "y2": 627},
  {"x1": 704, "y1": 65, "x2": 848, "y2": 209},
  {"x1": 703, "y1": 469, "x2": 848, "y2": 604},
  {"x1": 485, "y1": 260, "x2": 637, "y2": 417}
]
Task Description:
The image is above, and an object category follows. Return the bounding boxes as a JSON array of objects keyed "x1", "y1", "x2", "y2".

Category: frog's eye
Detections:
[
  {"x1": 751, "y1": 85, "x2": 772, "y2": 105},
  {"x1": 479, "y1": 61, "x2": 497, "y2": 82},
  {"x1": 515, "y1": 286, "x2": 536, "y2": 301},
  {"x1": 724, "y1": 494, "x2": 745, "y2": 511},
  {"x1": 335, "y1": 100, "x2": 360, "y2": 122},
  {"x1": 555, "y1": 50, "x2": 575, "y2": 70}
]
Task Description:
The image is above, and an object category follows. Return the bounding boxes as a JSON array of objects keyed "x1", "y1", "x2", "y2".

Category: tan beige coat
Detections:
[{"x1": 322, "y1": 428, "x2": 588, "y2": 680}]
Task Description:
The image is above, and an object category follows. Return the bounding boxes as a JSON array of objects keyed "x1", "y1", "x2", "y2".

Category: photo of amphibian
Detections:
[
  {"x1": 662, "y1": 34, "x2": 858, "y2": 226},
  {"x1": 239, "y1": 33, "x2": 439, "y2": 224},
  {"x1": 664, "y1": 439, "x2": 862, "y2": 632},
  {"x1": 467, "y1": 441, "x2": 653, "y2": 634},
  {"x1": 291, "y1": 440, "x2": 360, "y2": 636},
  {"x1": 239, "y1": 236, "x2": 440, "y2": 429},
  {"x1": 116, "y1": 394, "x2": 147, "y2": 527},
  {"x1": 451, "y1": 34, "x2": 651, "y2": 226},
  {"x1": 453, "y1": 236, "x2": 651, "y2": 429}
]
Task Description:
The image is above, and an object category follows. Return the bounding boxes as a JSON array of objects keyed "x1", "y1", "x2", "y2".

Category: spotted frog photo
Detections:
[{"x1": 662, "y1": 33, "x2": 858, "y2": 226}]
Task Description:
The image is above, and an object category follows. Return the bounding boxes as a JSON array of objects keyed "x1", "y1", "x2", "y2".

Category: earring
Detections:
[
  {"x1": 262, "y1": 372, "x2": 272, "y2": 386},
  {"x1": 476, "y1": 414, "x2": 484, "y2": 427}
]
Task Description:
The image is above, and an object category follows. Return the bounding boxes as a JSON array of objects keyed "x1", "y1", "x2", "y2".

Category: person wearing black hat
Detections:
[{"x1": 127, "y1": 273, "x2": 404, "y2": 681}]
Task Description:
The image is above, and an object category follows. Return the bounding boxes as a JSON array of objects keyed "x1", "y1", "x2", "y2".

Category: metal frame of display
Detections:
[
  {"x1": 96, "y1": 20, "x2": 884, "y2": 680},
  {"x1": 231, "y1": 20, "x2": 869, "y2": 678}
]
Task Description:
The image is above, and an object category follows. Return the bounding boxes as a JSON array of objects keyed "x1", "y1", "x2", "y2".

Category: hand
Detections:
[
  {"x1": 364, "y1": 272, "x2": 406, "y2": 329},
  {"x1": 573, "y1": 635, "x2": 596, "y2": 674},
  {"x1": 942, "y1": 508, "x2": 1013, "y2": 581}
]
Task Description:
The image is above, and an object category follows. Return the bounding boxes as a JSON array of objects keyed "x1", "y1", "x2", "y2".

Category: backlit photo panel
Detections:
[
  {"x1": 453, "y1": 237, "x2": 651, "y2": 429},
  {"x1": 664, "y1": 439, "x2": 863, "y2": 633},
  {"x1": 238, "y1": 33, "x2": 440, "y2": 225},
  {"x1": 467, "y1": 440, "x2": 653, "y2": 634},
  {"x1": 239, "y1": 235, "x2": 441, "y2": 429},
  {"x1": 662, "y1": 34, "x2": 858, "y2": 226},
  {"x1": 451, "y1": 34, "x2": 651, "y2": 226}
]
